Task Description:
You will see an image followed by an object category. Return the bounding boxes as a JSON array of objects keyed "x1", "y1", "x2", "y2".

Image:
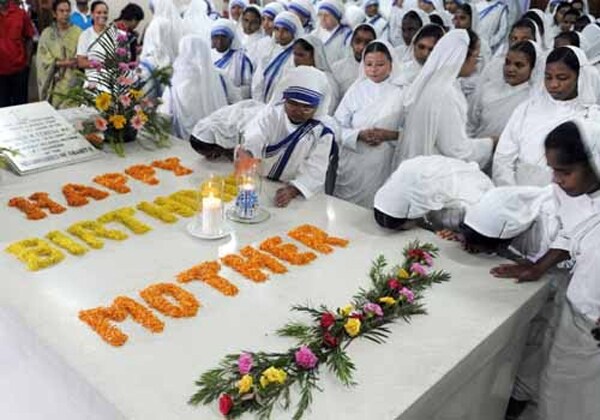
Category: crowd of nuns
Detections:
[{"x1": 128, "y1": 0, "x2": 600, "y2": 418}]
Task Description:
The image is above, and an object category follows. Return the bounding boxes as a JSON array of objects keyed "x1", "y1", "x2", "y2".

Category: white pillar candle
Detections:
[{"x1": 202, "y1": 194, "x2": 222, "y2": 235}]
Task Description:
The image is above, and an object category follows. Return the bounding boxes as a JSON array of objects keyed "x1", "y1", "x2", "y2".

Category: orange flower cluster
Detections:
[
  {"x1": 93, "y1": 173, "x2": 131, "y2": 194},
  {"x1": 8, "y1": 193, "x2": 66, "y2": 220},
  {"x1": 125, "y1": 164, "x2": 159, "y2": 185},
  {"x1": 259, "y1": 237, "x2": 317, "y2": 265},
  {"x1": 222, "y1": 246, "x2": 288, "y2": 282},
  {"x1": 139, "y1": 283, "x2": 200, "y2": 318},
  {"x1": 288, "y1": 224, "x2": 349, "y2": 254},
  {"x1": 177, "y1": 261, "x2": 239, "y2": 296},
  {"x1": 151, "y1": 157, "x2": 193, "y2": 176},
  {"x1": 62, "y1": 184, "x2": 109, "y2": 207},
  {"x1": 79, "y1": 296, "x2": 165, "y2": 347}
]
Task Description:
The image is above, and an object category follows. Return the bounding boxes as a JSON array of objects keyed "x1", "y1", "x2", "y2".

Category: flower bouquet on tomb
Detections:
[{"x1": 60, "y1": 25, "x2": 172, "y2": 156}]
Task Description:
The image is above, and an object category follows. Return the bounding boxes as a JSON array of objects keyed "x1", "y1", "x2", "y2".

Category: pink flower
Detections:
[
  {"x1": 128, "y1": 61, "x2": 139, "y2": 70},
  {"x1": 130, "y1": 113, "x2": 146, "y2": 130},
  {"x1": 94, "y1": 117, "x2": 108, "y2": 132},
  {"x1": 141, "y1": 97, "x2": 155, "y2": 108},
  {"x1": 238, "y1": 352, "x2": 253, "y2": 375},
  {"x1": 294, "y1": 346, "x2": 318, "y2": 370},
  {"x1": 410, "y1": 262, "x2": 428, "y2": 276},
  {"x1": 116, "y1": 32, "x2": 128, "y2": 43},
  {"x1": 119, "y1": 94, "x2": 132, "y2": 107},
  {"x1": 422, "y1": 252, "x2": 434, "y2": 267},
  {"x1": 118, "y1": 62, "x2": 130, "y2": 72},
  {"x1": 116, "y1": 47, "x2": 128, "y2": 56},
  {"x1": 363, "y1": 302, "x2": 383, "y2": 317},
  {"x1": 387, "y1": 279, "x2": 401, "y2": 290},
  {"x1": 117, "y1": 76, "x2": 134, "y2": 86},
  {"x1": 400, "y1": 287, "x2": 415, "y2": 303}
]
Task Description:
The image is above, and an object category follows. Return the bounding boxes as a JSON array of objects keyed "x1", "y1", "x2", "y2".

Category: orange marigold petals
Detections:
[
  {"x1": 79, "y1": 296, "x2": 164, "y2": 347},
  {"x1": 221, "y1": 246, "x2": 288, "y2": 282},
  {"x1": 288, "y1": 224, "x2": 349, "y2": 254},
  {"x1": 125, "y1": 164, "x2": 159, "y2": 185},
  {"x1": 176, "y1": 261, "x2": 239, "y2": 296},
  {"x1": 151, "y1": 157, "x2": 193, "y2": 176},
  {"x1": 29, "y1": 192, "x2": 66, "y2": 214},
  {"x1": 139, "y1": 283, "x2": 200, "y2": 318},
  {"x1": 62, "y1": 183, "x2": 109, "y2": 207},
  {"x1": 97, "y1": 207, "x2": 152, "y2": 234},
  {"x1": 259, "y1": 236, "x2": 317, "y2": 265},
  {"x1": 5, "y1": 238, "x2": 65, "y2": 270},
  {"x1": 93, "y1": 173, "x2": 131, "y2": 194},
  {"x1": 8, "y1": 197, "x2": 47, "y2": 220},
  {"x1": 67, "y1": 220, "x2": 128, "y2": 249}
]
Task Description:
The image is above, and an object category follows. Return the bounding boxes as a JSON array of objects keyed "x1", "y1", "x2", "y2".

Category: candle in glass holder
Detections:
[
  {"x1": 235, "y1": 182, "x2": 258, "y2": 219},
  {"x1": 202, "y1": 193, "x2": 223, "y2": 235}
]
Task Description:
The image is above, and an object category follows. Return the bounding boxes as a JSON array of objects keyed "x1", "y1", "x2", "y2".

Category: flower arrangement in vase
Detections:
[{"x1": 61, "y1": 25, "x2": 172, "y2": 156}]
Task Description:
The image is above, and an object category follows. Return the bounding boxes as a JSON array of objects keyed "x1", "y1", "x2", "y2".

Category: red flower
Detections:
[
  {"x1": 219, "y1": 394, "x2": 233, "y2": 416},
  {"x1": 387, "y1": 279, "x2": 401, "y2": 290},
  {"x1": 323, "y1": 332, "x2": 339, "y2": 348},
  {"x1": 408, "y1": 249, "x2": 425, "y2": 260},
  {"x1": 320, "y1": 312, "x2": 336, "y2": 329}
]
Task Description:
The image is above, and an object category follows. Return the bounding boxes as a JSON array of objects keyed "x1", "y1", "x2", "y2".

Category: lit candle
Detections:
[{"x1": 202, "y1": 193, "x2": 222, "y2": 235}]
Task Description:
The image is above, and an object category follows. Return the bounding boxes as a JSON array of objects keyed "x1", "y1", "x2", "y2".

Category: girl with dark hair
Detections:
[
  {"x1": 468, "y1": 41, "x2": 542, "y2": 138},
  {"x1": 36, "y1": 0, "x2": 82, "y2": 108},
  {"x1": 493, "y1": 46, "x2": 599, "y2": 187},
  {"x1": 76, "y1": 0, "x2": 108, "y2": 85},
  {"x1": 114, "y1": 3, "x2": 144, "y2": 61},
  {"x1": 334, "y1": 40, "x2": 404, "y2": 208},
  {"x1": 554, "y1": 30, "x2": 580, "y2": 49},
  {"x1": 393, "y1": 8, "x2": 430, "y2": 60},
  {"x1": 396, "y1": 24, "x2": 445, "y2": 87},
  {"x1": 240, "y1": 5, "x2": 263, "y2": 67},
  {"x1": 394, "y1": 29, "x2": 496, "y2": 170},
  {"x1": 493, "y1": 118, "x2": 600, "y2": 420},
  {"x1": 331, "y1": 23, "x2": 376, "y2": 96}
]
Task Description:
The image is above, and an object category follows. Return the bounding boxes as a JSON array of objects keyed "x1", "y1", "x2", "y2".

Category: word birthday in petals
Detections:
[
  {"x1": 76, "y1": 225, "x2": 348, "y2": 347},
  {"x1": 6, "y1": 156, "x2": 193, "y2": 220}
]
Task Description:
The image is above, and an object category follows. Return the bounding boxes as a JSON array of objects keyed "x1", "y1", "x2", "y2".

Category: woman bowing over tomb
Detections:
[
  {"x1": 393, "y1": 29, "x2": 495, "y2": 170},
  {"x1": 492, "y1": 46, "x2": 600, "y2": 187},
  {"x1": 252, "y1": 11, "x2": 304, "y2": 103},
  {"x1": 468, "y1": 41, "x2": 543, "y2": 139},
  {"x1": 334, "y1": 40, "x2": 404, "y2": 208},
  {"x1": 242, "y1": 66, "x2": 339, "y2": 207}
]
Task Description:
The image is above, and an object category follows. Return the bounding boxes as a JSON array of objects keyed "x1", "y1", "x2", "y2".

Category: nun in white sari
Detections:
[
  {"x1": 363, "y1": 0, "x2": 389, "y2": 38},
  {"x1": 473, "y1": 0, "x2": 509, "y2": 52},
  {"x1": 395, "y1": 23, "x2": 446, "y2": 88},
  {"x1": 211, "y1": 19, "x2": 254, "y2": 100},
  {"x1": 538, "y1": 117, "x2": 600, "y2": 420},
  {"x1": 331, "y1": 23, "x2": 377, "y2": 97},
  {"x1": 394, "y1": 8, "x2": 430, "y2": 61},
  {"x1": 161, "y1": 35, "x2": 228, "y2": 140},
  {"x1": 243, "y1": 66, "x2": 339, "y2": 203},
  {"x1": 251, "y1": 11, "x2": 304, "y2": 103},
  {"x1": 314, "y1": 0, "x2": 352, "y2": 65},
  {"x1": 240, "y1": 5, "x2": 265, "y2": 68},
  {"x1": 581, "y1": 23, "x2": 600, "y2": 72},
  {"x1": 291, "y1": 34, "x2": 341, "y2": 114},
  {"x1": 334, "y1": 40, "x2": 405, "y2": 208},
  {"x1": 374, "y1": 155, "x2": 494, "y2": 230},
  {"x1": 468, "y1": 40, "x2": 543, "y2": 139},
  {"x1": 138, "y1": 17, "x2": 177, "y2": 99},
  {"x1": 393, "y1": 29, "x2": 494, "y2": 170},
  {"x1": 492, "y1": 46, "x2": 600, "y2": 187}
]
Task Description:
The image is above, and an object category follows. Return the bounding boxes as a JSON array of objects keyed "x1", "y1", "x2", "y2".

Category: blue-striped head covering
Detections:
[
  {"x1": 229, "y1": 0, "x2": 246, "y2": 9},
  {"x1": 318, "y1": 0, "x2": 344, "y2": 22},
  {"x1": 274, "y1": 11, "x2": 303, "y2": 37},
  {"x1": 288, "y1": 0, "x2": 313, "y2": 20},
  {"x1": 263, "y1": 2, "x2": 286, "y2": 19},
  {"x1": 211, "y1": 19, "x2": 236, "y2": 40},
  {"x1": 283, "y1": 85, "x2": 323, "y2": 107},
  {"x1": 363, "y1": 0, "x2": 379, "y2": 8}
]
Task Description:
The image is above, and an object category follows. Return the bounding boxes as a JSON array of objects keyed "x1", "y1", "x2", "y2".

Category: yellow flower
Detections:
[
  {"x1": 379, "y1": 296, "x2": 397, "y2": 306},
  {"x1": 259, "y1": 366, "x2": 287, "y2": 388},
  {"x1": 398, "y1": 268, "x2": 410, "y2": 279},
  {"x1": 136, "y1": 110, "x2": 148, "y2": 123},
  {"x1": 237, "y1": 374, "x2": 253, "y2": 394},
  {"x1": 109, "y1": 114, "x2": 127, "y2": 129},
  {"x1": 95, "y1": 92, "x2": 112, "y2": 112},
  {"x1": 129, "y1": 89, "x2": 143, "y2": 100},
  {"x1": 339, "y1": 304, "x2": 354, "y2": 317},
  {"x1": 344, "y1": 318, "x2": 361, "y2": 337}
]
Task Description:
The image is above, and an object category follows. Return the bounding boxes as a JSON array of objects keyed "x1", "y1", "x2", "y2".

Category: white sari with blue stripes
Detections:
[
  {"x1": 213, "y1": 48, "x2": 255, "y2": 100},
  {"x1": 243, "y1": 104, "x2": 338, "y2": 198}
]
